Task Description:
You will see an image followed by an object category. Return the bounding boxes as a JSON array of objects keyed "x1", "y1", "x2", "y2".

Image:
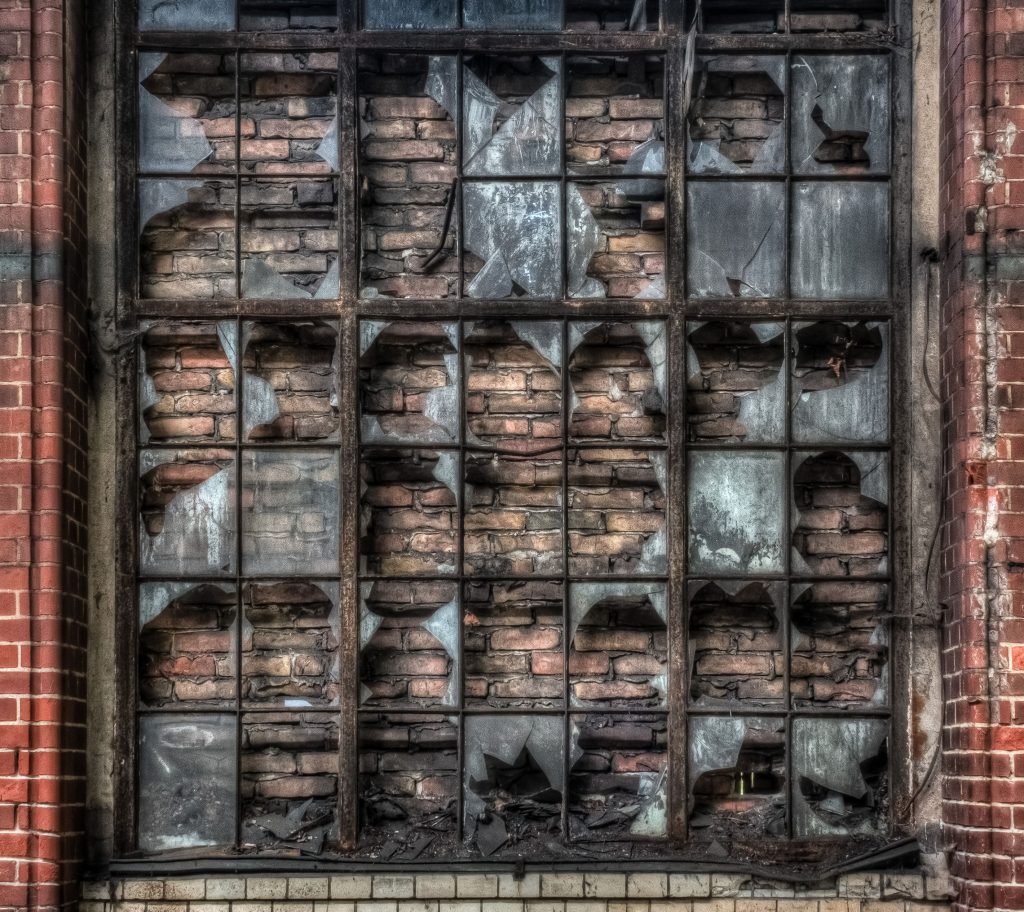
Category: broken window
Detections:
[{"x1": 129, "y1": 0, "x2": 900, "y2": 865}]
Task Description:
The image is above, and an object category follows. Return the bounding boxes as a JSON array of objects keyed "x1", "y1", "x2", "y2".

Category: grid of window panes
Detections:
[{"x1": 129, "y1": 0, "x2": 897, "y2": 861}]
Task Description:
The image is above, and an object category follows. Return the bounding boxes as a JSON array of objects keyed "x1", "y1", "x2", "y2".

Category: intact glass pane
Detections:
[{"x1": 362, "y1": 0, "x2": 457, "y2": 28}]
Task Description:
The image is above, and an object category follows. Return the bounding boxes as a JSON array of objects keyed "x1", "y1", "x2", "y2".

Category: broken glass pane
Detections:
[
  {"x1": 792, "y1": 718, "x2": 888, "y2": 837},
  {"x1": 362, "y1": 0, "x2": 457, "y2": 28},
  {"x1": 238, "y1": 0, "x2": 337, "y2": 29},
  {"x1": 463, "y1": 182, "x2": 561, "y2": 299},
  {"x1": 792, "y1": 450, "x2": 889, "y2": 576},
  {"x1": 139, "y1": 0, "x2": 233, "y2": 30},
  {"x1": 568, "y1": 583, "x2": 667, "y2": 709},
  {"x1": 242, "y1": 581, "x2": 340, "y2": 707},
  {"x1": 240, "y1": 52, "x2": 338, "y2": 175},
  {"x1": 360, "y1": 580, "x2": 460, "y2": 708},
  {"x1": 359, "y1": 321, "x2": 459, "y2": 445},
  {"x1": 242, "y1": 320, "x2": 340, "y2": 442},
  {"x1": 567, "y1": 0, "x2": 660, "y2": 30},
  {"x1": 360, "y1": 448, "x2": 459, "y2": 576},
  {"x1": 139, "y1": 178, "x2": 237, "y2": 299},
  {"x1": 241, "y1": 712, "x2": 338, "y2": 854},
  {"x1": 138, "y1": 52, "x2": 235, "y2": 174},
  {"x1": 361, "y1": 55, "x2": 458, "y2": 299},
  {"x1": 569, "y1": 321, "x2": 667, "y2": 442},
  {"x1": 687, "y1": 55, "x2": 785, "y2": 175},
  {"x1": 567, "y1": 56, "x2": 664, "y2": 178},
  {"x1": 792, "y1": 181, "x2": 889, "y2": 299},
  {"x1": 686, "y1": 321, "x2": 785, "y2": 444},
  {"x1": 240, "y1": 178, "x2": 339, "y2": 300},
  {"x1": 703, "y1": 1, "x2": 783, "y2": 33},
  {"x1": 687, "y1": 181, "x2": 785, "y2": 298},
  {"x1": 464, "y1": 452, "x2": 563, "y2": 575},
  {"x1": 139, "y1": 448, "x2": 236, "y2": 577},
  {"x1": 461, "y1": 56, "x2": 561, "y2": 177},
  {"x1": 241, "y1": 449, "x2": 340, "y2": 576},
  {"x1": 792, "y1": 321, "x2": 889, "y2": 444},
  {"x1": 688, "y1": 716, "x2": 786, "y2": 839},
  {"x1": 569, "y1": 184, "x2": 665, "y2": 298},
  {"x1": 358, "y1": 714, "x2": 458, "y2": 859},
  {"x1": 791, "y1": 581, "x2": 889, "y2": 709},
  {"x1": 688, "y1": 580, "x2": 785, "y2": 708},
  {"x1": 139, "y1": 582, "x2": 237, "y2": 708},
  {"x1": 568, "y1": 448, "x2": 667, "y2": 576},
  {"x1": 138, "y1": 713, "x2": 237, "y2": 853},
  {"x1": 464, "y1": 580, "x2": 564, "y2": 709},
  {"x1": 791, "y1": 55, "x2": 890, "y2": 175},
  {"x1": 465, "y1": 320, "x2": 562, "y2": 453},
  {"x1": 688, "y1": 451, "x2": 785, "y2": 575},
  {"x1": 463, "y1": 0, "x2": 561, "y2": 30},
  {"x1": 569, "y1": 713, "x2": 667, "y2": 840},
  {"x1": 463, "y1": 715, "x2": 564, "y2": 856},
  {"x1": 789, "y1": 1, "x2": 889, "y2": 33},
  {"x1": 139, "y1": 320, "x2": 236, "y2": 445}
]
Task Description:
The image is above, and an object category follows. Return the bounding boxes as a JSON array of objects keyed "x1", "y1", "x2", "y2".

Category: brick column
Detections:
[
  {"x1": 0, "y1": 0, "x2": 88, "y2": 909},
  {"x1": 940, "y1": 1, "x2": 1024, "y2": 910}
]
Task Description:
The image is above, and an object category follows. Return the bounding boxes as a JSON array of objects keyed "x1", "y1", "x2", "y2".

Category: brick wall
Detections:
[
  {"x1": 0, "y1": 0, "x2": 89, "y2": 910},
  {"x1": 939, "y1": 1, "x2": 1024, "y2": 910}
]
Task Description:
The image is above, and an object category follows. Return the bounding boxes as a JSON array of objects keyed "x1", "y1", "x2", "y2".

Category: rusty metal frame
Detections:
[{"x1": 112, "y1": 0, "x2": 914, "y2": 867}]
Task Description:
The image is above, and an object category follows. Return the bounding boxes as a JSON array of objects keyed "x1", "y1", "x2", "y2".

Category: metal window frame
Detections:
[{"x1": 112, "y1": 0, "x2": 916, "y2": 868}]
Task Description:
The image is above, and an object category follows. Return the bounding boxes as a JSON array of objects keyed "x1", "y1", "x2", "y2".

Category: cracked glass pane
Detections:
[
  {"x1": 567, "y1": 56, "x2": 664, "y2": 178},
  {"x1": 464, "y1": 452, "x2": 564, "y2": 575},
  {"x1": 362, "y1": 0, "x2": 457, "y2": 28},
  {"x1": 138, "y1": 714, "x2": 237, "y2": 853},
  {"x1": 242, "y1": 320, "x2": 340, "y2": 442},
  {"x1": 687, "y1": 55, "x2": 785, "y2": 175},
  {"x1": 360, "y1": 448, "x2": 459, "y2": 576},
  {"x1": 688, "y1": 580, "x2": 785, "y2": 708},
  {"x1": 789, "y1": 1, "x2": 888, "y2": 33},
  {"x1": 139, "y1": 320, "x2": 237, "y2": 445},
  {"x1": 242, "y1": 581, "x2": 340, "y2": 707},
  {"x1": 240, "y1": 178, "x2": 339, "y2": 300},
  {"x1": 360, "y1": 580, "x2": 460, "y2": 708},
  {"x1": 139, "y1": 448, "x2": 236, "y2": 577},
  {"x1": 792, "y1": 320, "x2": 889, "y2": 444},
  {"x1": 686, "y1": 320, "x2": 785, "y2": 444},
  {"x1": 241, "y1": 713, "x2": 339, "y2": 854},
  {"x1": 703, "y1": 1, "x2": 783, "y2": 33},
  {"x1": 687, "y1": 181, "x2": 785, "y2": 298},
  {"x1": 569, "y1": 713, "x2": 667, "y2": 840},
  {"x1": 689, "y1": 451, "x2": 785, "y2": 575},
  {"x1": 138, "y1": 52, "x2": 235, "y2": 174},
  {"x1": 569, "y1": 183, "x2": 665, "y2": 298},
  {"x1": 569, "y1": 321, "x2": 667, "y2": 442},
  {"x1": 688, "y1": 716, "x2": 786, "y2": 839},
  {"x1": 139, "y1": 0, "x2": 233, "y2": 30},
  {"x1": 360, "y1": 55, "x2": 458, "y2": 299},
  {"x1": 791, "y1": 55, "x2": 890, "y2": 175},
  {"x1": 238, "y1": 0, "x2": 337, "y2": 29},
  {"x1": 792, "y1": 450, "x2": 889, "y2": 576},
  {"x1": 241, "y1": 450, "x2": 340, "y2": 576},
  {"x1": 463, "y1": 0, "x2": 561, "y2": 30},
  {"x1": 240, "y1": 52, "x2": 338, "y2": 175},
  {"x1": 792, "y1": 718, "x2": 887, "y2": 836},
  {"x1": 139, "y1": 178, "x2": 237, "y2": 299},
  {"x1": 139, "y1": 582, "x2": 237, "y2": 708},
  {"x1": 792, "y1": 181, "x2": 889, "y2": 299},
  {"x1": 463, "y1": 182, "x2": 561, "y2": 299},
  {"x1": 464, "y1": 580, "x2": 564, "y2": 709},
  {"x1": 791, "y1": 581, "x2": 889, "y2": 709},
  {"x1": 463, "y1": 714, "x2": 564, "y2": 856},
  {"x1": 358, "y1": 714, "x2": 458, "y2": 859},
  {"x1": 359, "y1": 321, "x2": 459, "y2": 445},
  {"x1": 465, "y1": 320, "x2": 563, "y2": 454},
  {"x1": 568, "y1": 448, "x2": 667, "y2": 576},
  {"x1": 568, "y1": 582, "x2": 667, "y2": 709}
]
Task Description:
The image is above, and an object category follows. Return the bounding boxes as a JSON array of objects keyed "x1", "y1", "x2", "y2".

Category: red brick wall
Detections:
[
  {"x1": 0, "y1": 0, "x2": 88, "y2": 909},
  {"x1": 940, "y1": 1, "x2": 1024, "y2": 910}
]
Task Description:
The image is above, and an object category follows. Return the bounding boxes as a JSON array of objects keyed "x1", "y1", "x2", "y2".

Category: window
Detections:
[{"x1": 120, "y1": 0, "x2": 907, "y2": 868}]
